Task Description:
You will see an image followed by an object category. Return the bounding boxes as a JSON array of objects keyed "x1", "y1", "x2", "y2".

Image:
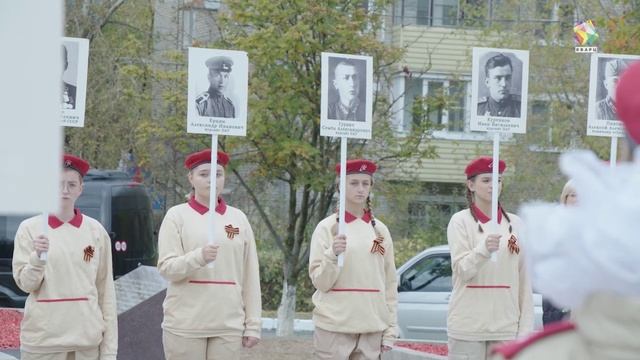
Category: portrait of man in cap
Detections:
[
  {"x1": 596, "y1": 58, "x2": 629, "y2": 120},
  {"x1": 62, "y1": 44, "x2": 76, "y2": 110},
  {"x1": 477, "y1": 53, "x2": 522, "y2": 118},
  {"x1": 196, "y1": 56, "x2": 235, "y2": 118},
  {"x1": 327, "y1": 57, "x2": 366, "y2": 122}
]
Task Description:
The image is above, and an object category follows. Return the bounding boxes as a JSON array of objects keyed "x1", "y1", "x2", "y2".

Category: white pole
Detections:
[
  {"x1": 208, "y1": 134, "x2": 219, "y2": 268},
  {"x1": 337, "y1": 137, "x2": 347, "y2": 267},
  {"x1": 610, "y1": 136, "x2": 618, "y2": 168},
  {"x1": 39, "y1": 213, "x2": 48, "y2": 261},
  {"x1": 490, "y1": 133, "x2": 500, "y2": 263}
]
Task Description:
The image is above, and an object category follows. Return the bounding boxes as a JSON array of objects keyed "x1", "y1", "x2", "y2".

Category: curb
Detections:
[
  {"x1": 383, "y1": 346, "x2": 447, "y2": 360},
  {"x1": 261, "y1": 317, "x2": 314, "y2": 332}
]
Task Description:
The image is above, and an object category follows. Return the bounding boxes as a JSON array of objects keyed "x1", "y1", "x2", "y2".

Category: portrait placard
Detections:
[
  {"x1": 587, "y1": 53, "x2": 640, "y2": 137},
  {"x1": 187, "y1": 48, "x2": 248, "y2": 136},
  {"x1": 320, "y1": 52, "x2": 373, "y2": 139},
  {"x1": 470, "y1": 47, "x2": 529, "y2": 134},
  {"x1": 61, "y1": 37, "x2": 89, "y2": 127}
]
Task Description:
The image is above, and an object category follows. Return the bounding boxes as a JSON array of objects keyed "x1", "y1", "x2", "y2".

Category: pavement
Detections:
[
  {"x1": 1, "y1": 332, "x2": 442, "y2": 360},
  {"x1": 1, "y1": 310, "x2": 440, "y2": 360},
  {"x1": 0, "y1": 350, "x2": 18, "y2": 360}
]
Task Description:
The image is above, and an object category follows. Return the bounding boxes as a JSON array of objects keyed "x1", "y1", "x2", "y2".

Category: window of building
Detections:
[
  {"x1": 400, "y1": 76, "x2": 470, "y2": 134},
  {"x1": 203, "y1": 0, "x2": 221, "y2": 10},
  {"x1": 395, "y1": 0, "x2": 565, "y2": 30},
  {"x1": 393, "y1": 0, "x2": 460, "y2": 26}
]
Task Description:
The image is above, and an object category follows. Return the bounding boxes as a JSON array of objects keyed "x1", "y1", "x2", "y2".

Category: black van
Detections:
[{"x1": 0, "y1": 170, "x2": 157, "y2": 307}]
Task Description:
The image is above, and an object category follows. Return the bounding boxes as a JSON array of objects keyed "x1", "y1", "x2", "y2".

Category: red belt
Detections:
[
  {"x1": 189, "y1": 280, "x2": 236, "y2": 285},
  {"x1": 36, "y1": 297, "x2": 89, "y2": 303},
  {"x1": 330, "y1": 288, "x2": 380, "y2": 292}
]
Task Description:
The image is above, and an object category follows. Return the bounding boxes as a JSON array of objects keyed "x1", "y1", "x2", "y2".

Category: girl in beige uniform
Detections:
[
  {"x1": 12, "y1": 154, "x2": 118, "y2": 360},
  {"x1": 446, "y1": 156, "x2": 533, "y2": 360},
  {"x1": 157, "y1": 149, "x2": 261, "y2": 360},
  {"x1": 309, "y1": 159, "x2": 398, "y2": 360}
]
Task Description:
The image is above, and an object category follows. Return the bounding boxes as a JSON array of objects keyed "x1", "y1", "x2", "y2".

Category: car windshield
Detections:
[{"x1": 400, "y1": 254, "x2": 452, "y2": 292}]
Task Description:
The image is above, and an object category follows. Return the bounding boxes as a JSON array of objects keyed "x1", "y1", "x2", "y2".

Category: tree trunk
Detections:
[{"x1": 276, "y1": 278, "x2": 297, "y2": 336}]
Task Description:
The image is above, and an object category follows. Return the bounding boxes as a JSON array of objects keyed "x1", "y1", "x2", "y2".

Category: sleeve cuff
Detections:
[
  {"x1": 382, "y1": 337, "x2": 396, "y2": 348},
  {"x1": 191, "y1": 248, "x2": 207, "y2": 267},
  {"x1": 29, "y1": 252, "x2": 46, "y2": 267},
  {"x1": 243, "y1": 329, "x2": 261, "y2": 339},
  {"x1": 474, "y1": 240, "x2": 491, "y2": 258},
  {"x1": 323, "y1": 247, "x2": 338, "y2": 263}
]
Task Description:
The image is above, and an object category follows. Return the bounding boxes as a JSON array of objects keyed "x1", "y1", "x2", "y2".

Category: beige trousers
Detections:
[
  {"x1": 21, "y1": 348, "x2": 99, "y2": 360},
  {"x1": 313, "y1": 327, "x2": 383, "y2": 360},
  {"x1": 163, "y1": 331, "x2": 242, "y2": 360},
  {"x1": 448, "y1": 338, "x2": 502, "y2": 360}
]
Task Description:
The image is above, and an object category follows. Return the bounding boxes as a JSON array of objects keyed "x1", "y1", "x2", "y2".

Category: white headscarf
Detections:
[{"x1": 520, "y1": 149, "x2": 640, "y2": 309}]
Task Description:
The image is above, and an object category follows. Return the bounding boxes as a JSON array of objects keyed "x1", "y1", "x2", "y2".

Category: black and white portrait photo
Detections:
[
  {"x1": 62, "y1": 43, "x2": 77, "y2": 110},
  {"x1": 477, "y1": 52, "x2": 523, "y2": 118},
  {"x1": 471, "y1": 47, "x2": 529, "y2": 134},
  {"x1": 61, "y1": 37, "x2": 89, "y2": 127},
  {"x1": 196, "y1": 56, "x2": 235, "y2": 118},
  {"x1": 187, "y1": 48, "x2": 248, "y2": 136},
  {"x1": 587, "y1": 53, "x2": 640, "y2": 137},
  {"x1": 595, "y1": 57, "x2": 631, "y2": 120},
  {"x1": 327, "y1": 57, "x2": 367, "y2": 122},
  {"x1": 320, "y1": 52, "x2": 373, "y2": 139}
]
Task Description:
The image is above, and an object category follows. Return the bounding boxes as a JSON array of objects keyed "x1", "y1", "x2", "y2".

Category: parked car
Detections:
[
  {"x1": 0, "y1": 170, "x2": 157, "y2": 307},
  {"x1": 396, "y1": 245, "x2": 543, "y2": 342}
]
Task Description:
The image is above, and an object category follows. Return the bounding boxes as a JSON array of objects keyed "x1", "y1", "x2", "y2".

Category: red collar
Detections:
[
  {"x1": 48, "y1": 209, "x2": 83, "y2": 229},
  {"x1": 491, "y1": 321, "x2": 576, "y2": 359},
  {"x1": 344, "y1": 210, "x2": 372, "y2": 224},
  {"x1": 188, "y1": 196, "x2": 227, "y2": 215},
  {"x1": 471, "y1": 203, "x2": 502, "y2": 224}
]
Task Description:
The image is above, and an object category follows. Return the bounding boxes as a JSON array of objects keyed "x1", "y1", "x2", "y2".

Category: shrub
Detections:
[{"x1": 258, "y1": 249, "x2": 315, "y2": 312}]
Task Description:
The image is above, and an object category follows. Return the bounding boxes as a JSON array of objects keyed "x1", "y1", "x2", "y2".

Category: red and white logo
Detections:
[{"x1": 359, "y1": 164, "x2": 367, "y2": 172}]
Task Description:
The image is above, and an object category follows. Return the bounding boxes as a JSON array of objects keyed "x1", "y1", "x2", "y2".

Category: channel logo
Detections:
[{"x1": 574, "y1": 19, "x2": 599, "y2": 53}]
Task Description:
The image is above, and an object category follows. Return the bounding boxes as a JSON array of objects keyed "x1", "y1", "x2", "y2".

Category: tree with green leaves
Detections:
[
  {"x1": 455, "y1": 0, "x2": 640, "y2": 208},
  {"x1": 211, "y1": 0, "x2": 436, "y2": 335},
  {"x1": 65, "y1": 0, "x2": 440, "y2": 336}
]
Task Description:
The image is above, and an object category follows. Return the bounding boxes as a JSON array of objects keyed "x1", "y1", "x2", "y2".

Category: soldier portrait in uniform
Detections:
[
  {"x1": 327, "y1": 56, "x2": 367, "y2": 122},
  {"x1": 196, "y1": 56, "x2": 235, "y2": 118},
  {"x1": 187, "y1": 48, "x2": 248, "y2": 136},
  {"x1": 477, "y1": 53, "x2": 523, "y2": 118},
  {"x1": 61, "y1": 44, "x2": 77, "y2": 110},
  {"x1": 595, "y1": 58, "x2": 629, "y2": 120}
]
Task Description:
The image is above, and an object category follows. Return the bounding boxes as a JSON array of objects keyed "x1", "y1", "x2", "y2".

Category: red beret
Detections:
[
  {"x1": 335, "y1": 159, "x2": 377, "y2": 175},
  {"x1": 465, "y1": 156, "x2": 506, "y2": 179},
  {"x1": 615, "y1": 60, "x2": 640, "y2": 144},
  {"x1": 184, "y1": 149, "x2": 229, "y2": 170},
  {"x1": 63, "y1": 154, "x2": 90, "y2": 177}
]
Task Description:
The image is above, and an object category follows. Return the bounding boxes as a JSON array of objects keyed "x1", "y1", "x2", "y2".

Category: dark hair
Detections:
[
  {"x1": 466, "y1": 176, "x2": 512, "y2": 234},
  {"x1": 484, "y1": 54, "x2": 513, "y2": 77}
]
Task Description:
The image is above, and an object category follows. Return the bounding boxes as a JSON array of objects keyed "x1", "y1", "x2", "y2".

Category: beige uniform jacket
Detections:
[
  {"x1": 309, "y1": 211, "x2": 398, "y2": 347},
  {"x1": 157, "y1": 197, "x2": 261, "y2": 339},
  {"x1": 491, "y1": 293, "x2": 640, "y2": 359},
  {"x1": 12, "y1": 212, "x2": 118, "y2": 359},
  {"x1": 447, "y1": 206, "x2": 534, "y2": 341}
]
